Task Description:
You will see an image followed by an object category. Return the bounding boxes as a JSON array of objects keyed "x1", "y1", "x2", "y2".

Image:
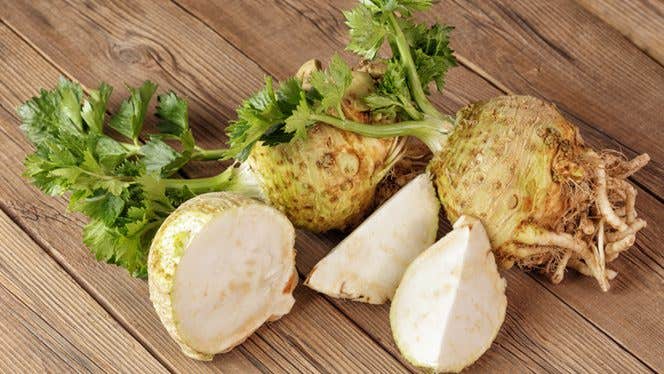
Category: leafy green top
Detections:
[
  {"x1": 223, "y1": 0, "x2": 457, "y2": 160},
  {"x1": 19, "y1": 79, "x2": 248, "y2": 277}
]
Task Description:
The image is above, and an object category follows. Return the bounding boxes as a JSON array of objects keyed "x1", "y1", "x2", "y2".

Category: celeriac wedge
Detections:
[
  {"x1": 390, "y1": 216, "x2": 507, "y2": 372},
  {"x1": 148, "y1": 192, "x2": 297, "y2": 360},
  {"x1": 305, "y1": 173, "x2": 439, "y2": 304}
]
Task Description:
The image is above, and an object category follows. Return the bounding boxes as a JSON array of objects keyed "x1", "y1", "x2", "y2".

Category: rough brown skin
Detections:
[
  {"x1": 430, "y1": 96, "x2": 648, "y2": 290},
  {"x1": 248, "y1": 124, "x2": 396, "y2": 232}
]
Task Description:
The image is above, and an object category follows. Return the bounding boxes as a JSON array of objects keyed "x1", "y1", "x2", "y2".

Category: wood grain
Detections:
[
  {"x1": 174, "y1": 0, "x2": 664, "y2": 370},
  {"x1": 576, "y1": 0, "x2": 664, "y2": 65},
  {"x1": 0, "y1": 8, "x2": 409, "y2": 374},
  {"x1": 0, "y1": 209, "x2": 167, "y2": 373}
]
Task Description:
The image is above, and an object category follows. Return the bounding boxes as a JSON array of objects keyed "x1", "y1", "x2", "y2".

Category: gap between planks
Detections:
[
  {"x1": 528, "y1": 272, "x2": 656, "y2": 372},
  {"x1": 0, "y1": 17, "x2": 412, "y2": 373}
]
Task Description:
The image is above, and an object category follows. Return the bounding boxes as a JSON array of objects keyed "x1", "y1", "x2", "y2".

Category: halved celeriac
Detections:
[{"x1": 148, "y1": 192, "x2": 297, "y2": 360}]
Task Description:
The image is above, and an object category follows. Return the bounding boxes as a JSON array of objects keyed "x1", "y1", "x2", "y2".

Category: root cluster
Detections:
[
  {"x1": 376, "y1": 139, "x2": 649, "y2": 291},
  {"x1": 375, "y1": 138, "x2": 432, "y2": 206},
  {"x1": 513, "y1": 151, "x2": 649, "y2": 291}
]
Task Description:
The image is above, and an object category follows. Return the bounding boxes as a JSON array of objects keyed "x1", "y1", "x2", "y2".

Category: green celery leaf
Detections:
[
  {"x1": 81, "y1": 82, "x2": 112, "y2": 133},
  {"x1": 224, "y1": 76, "x2": 308, "y2": 160},
  {"x1": 309, "y1": 54, "x2": 352, "y2": 113},
  {"x1": 94, "y1": 135, "x2": 130, "y2": 170},
  {"x1": 19, "y1": 79, "x2": 201, "y2": 278},
  {"x1": 344, "y1": 5, "x2": 387, "y2": 59},
  {"x1": 284, "y1": 93, "x2": 315, "y2": 140},
  {"x1": 70, "y1": 191, "x2": 125, "y2": 225},
  {"x1": 82, "y1": 218, "x2": 149, "y2": 278},
  {"x1": 156, "y1": 92, "x2": 188, "y2": 136},
  {"x1": 140, "y1": 138, "x2": 185, "y2": 177},
  {"x1": 276, "y1": 77, "x2": 304, "y2": 114},
  {"x1": 109, "y1": 81, "x2": 157, "y2": 141},
  {"x1": 59, "y1": 84, "x2": 83, "y2": 131},
  {"x1": 19, "y1": 78, "x2": 86, "y2": 145},
  {"x1": 402, "y1": 21, "x2": 457, "y2": 93},
  {"x1": 156, "y1": 91, "x2": 195, "y2": 153}
]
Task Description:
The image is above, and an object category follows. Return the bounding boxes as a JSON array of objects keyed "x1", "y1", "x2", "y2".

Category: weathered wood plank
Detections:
[
  {"x1": 576, "y1": 0, "x2": 664, "y2": 65},
  {"x1": 175, "y1": 0, "x2": 664, "y2": 370},
  {"x1": 0, "y1": 209, "x2": 167, "y2": 373},
  {"x1": 0, "y1": 6, "x2": 409, "y2": 373}
]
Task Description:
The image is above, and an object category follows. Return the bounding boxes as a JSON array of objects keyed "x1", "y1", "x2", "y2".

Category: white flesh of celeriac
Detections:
[
  {"x1": 305, "y1": 173, "x2": 440, "y2": 304},
  {"x1": 390, "y1": 216, "x2": 507, "y2": 372},
  {"x1": 148, "y1": 192, "x2": 297, "y2": 360}
]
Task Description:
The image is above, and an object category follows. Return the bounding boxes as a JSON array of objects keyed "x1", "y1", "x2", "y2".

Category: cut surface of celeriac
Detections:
[
  {"x1": 305, "y1": 173, "x2": 439, "y2": 304},
  {"x1": 390, "y1": 216, "x2": 507, "y2": 372},
  {"x1": 148, "y1": 192, "x2": 297, "y2": 360}
]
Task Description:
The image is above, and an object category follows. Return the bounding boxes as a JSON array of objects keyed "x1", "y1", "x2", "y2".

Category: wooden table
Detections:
[{"x1": 0, "y1": 1, "x2": 662, "y2": 372}]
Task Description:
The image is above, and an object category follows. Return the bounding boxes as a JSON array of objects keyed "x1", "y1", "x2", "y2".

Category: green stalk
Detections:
[
  {"x1": 310, "y1": 113, "x2": 454, "y2": 153},
  {"x1": 387, "y1": 13, "x2": 443, "y2": 120},
  {"x1": 401, "y1": 99, "x2": 423, "y2": 121},
  {"x1": 191, "y1": 146, "x2": 226, "y2": 161},
  {"x1": 162, "y1": 171, "x2": 233, "y2": 194},
  {"x1": 162, "y1": 163, "x2": 263, "y2": 199},
  {"x1": 123, "y1": 141, "x2": 226, "y2": 162}
]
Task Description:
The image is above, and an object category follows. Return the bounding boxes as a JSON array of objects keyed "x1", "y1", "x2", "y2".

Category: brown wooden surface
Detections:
[
  {"x1": 576, "y1": 0, "x2": 664, "y2": 65},
  {"x1": 0, "y1": 0, "x2": 662, "y2": 372}
]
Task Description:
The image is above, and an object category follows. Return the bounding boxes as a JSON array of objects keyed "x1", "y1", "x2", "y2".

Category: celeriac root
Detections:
[
  {"x1": 384, "y1": 139, "x2": 648, "y2": 291},
  {"x1": 517, "y1": 151, "x2": 649, "y2": 290}
]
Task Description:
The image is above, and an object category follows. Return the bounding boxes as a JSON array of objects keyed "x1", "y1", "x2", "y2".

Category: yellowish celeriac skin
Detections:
[
  {"x1": 248, "y1": 124, "x2": 396, "y2": 232},
  {"x1": 431, "y1": 95, "x2": 585, "y2": 267}
]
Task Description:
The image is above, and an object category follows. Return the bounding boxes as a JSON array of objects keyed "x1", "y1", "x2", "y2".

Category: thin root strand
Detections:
[{"x1": 506, "y1": 152, "x2": 647, "y2": 291}]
